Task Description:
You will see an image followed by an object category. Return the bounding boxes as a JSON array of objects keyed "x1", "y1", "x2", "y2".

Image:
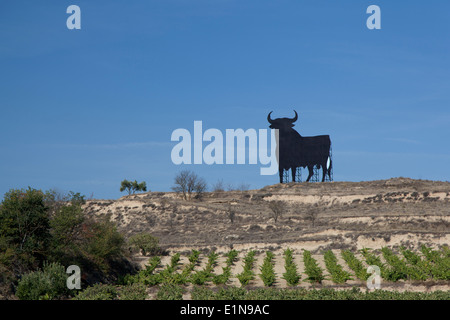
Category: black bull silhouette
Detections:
[{"x1": 268, "y1": 111, "x2": 332, "y2": 183}]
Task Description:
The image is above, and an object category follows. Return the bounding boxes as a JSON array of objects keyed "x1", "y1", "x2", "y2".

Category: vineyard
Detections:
[
  {"x1": 74, "y1": 178, "x2": 450, "y2": 300},
  {"x1": 74, "y1": 245, "x2": 450, "y2": 300}
]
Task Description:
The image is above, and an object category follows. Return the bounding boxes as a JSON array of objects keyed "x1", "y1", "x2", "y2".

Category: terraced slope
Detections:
[{"x1": 83, "y1": 177, "x2": 450, "y2": 254}]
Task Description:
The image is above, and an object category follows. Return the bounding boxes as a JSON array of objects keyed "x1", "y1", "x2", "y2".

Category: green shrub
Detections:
[
  {"x1": 302, "y1": 250, "x2": 325, "y2": 283},
  {"x1": 190, "y1": 286, "x2": 216, "y2": 300},
  {"x1": 117, "y1": 283, "x2": 147, "y2": 300},
  {"x1": 282, "y1": 248, "x2": 301, "y2": 286},
  {"x1": 360, "y1": 248, "x2": 393, "y2": 281},
  {"x1": 85, "y1": 219, "x2": 125, "y2": 260},
  {"x1": 381, "y1": 247, "x2": 409, "y2": 281},
  {"x1": 74, "y1": 282, "x2": 146, "y2": 301},
  {"x1": 0, "y1": 188, "x2": 51, "y2": 270},
  {"x1": 190, "y1": 286, "x2": 450, "y2": 300},
  {"x1": 189, "y1": 251, "x2": 219, "y2": 285},
  {"x1": 190, "y1": 270, "x2": 210, "y2": 285},
  {"x1": 324, "y1": 250, "x2": 352, "y2": 284},
  {"x1": 341, "y1": 249, "x2": 370, "y2": 281},
  {"x1": 400, "y1": 247, "x2": 430, "y2": 280},
  {"x1": 156, "y1": 284, "x2": 184, "y2": 300},
  {"x1": 122, "y1": 255, "x2": 164, "y2": 286},
  {"x1": 212, "y1": 267, "x2": 231, "y2": 285},
  {"x1": 259, "y1": 251, "x2": 276, "y2": 286},
  {"x1": 420, "y1": 245, "x2": 450, "y2": 280},
  {"x1": 225, "y1": 249, "x2": 239, "y2": 266},
  {"x1": 128, "y1": 233, "x2": 160, "y2": 256},
  {"x1": 16, "y1": 262, "x2": 69, "y2": 300},
  {"x1": 212, "y1": 250, "x2": 237, "y2": 285},
  {"x1": 204, "y1": 251, "x2": 219, "y2": 273},
  {"x1": 48, "y1": 197, "x2": 85, "y2": 262},
  {"x1": 188, "y1": 250, "x2": 201, "y2": 264},
  {"x1": 236, "y1": 250, "x2": 256, "y2": 286},
  {"x1": 73, "y1": 283, "x2": 117, "y2": 300}
]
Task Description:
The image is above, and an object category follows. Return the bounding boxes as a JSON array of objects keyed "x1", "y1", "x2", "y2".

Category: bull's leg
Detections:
[
  {"x1": 327, "y1": 158, "x2": 332, "y2": 180},
  {"x1": 291, "y1": 167, "x2": 296, "y2": 182},
  {"x1": 322, "y1": 163, "x2": 327, "y2": 182},
  {"x1": 306, "y1": 166, "x2": 314, "y2": 182},
  {"x1": 279, "y1": 167, "x2": 283, "y2": 184}
]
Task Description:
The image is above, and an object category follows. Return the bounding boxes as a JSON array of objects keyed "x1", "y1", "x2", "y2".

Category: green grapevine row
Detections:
[
  {"x1": 324, "y1": 250, "x2": 352, "y2": 283},
  {"x1": 302, "y1": 250, "x2": 325, "y2": 283},
  {"x1": 124, "y1": 246, "x2": 450, "y2": 287},
  {"x1": 282, "y1": 248, "x2": 301, "y2": 286},
  {"x1": 259, "y1": 251, "x2": 276, "y2": 286}
]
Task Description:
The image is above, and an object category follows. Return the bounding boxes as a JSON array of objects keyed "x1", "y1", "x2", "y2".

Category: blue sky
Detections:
[{"x1": 1, "y1": 0, "x2": 449, "y2": 199}]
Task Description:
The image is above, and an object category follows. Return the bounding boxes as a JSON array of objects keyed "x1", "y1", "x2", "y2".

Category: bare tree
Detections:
[
  {"x1": 172, "y1": 170, "x2": 207, "y2": 200},
  {"x1": 172, "y1": 170, "x2": 189, "y2": 200},
  {"x1": 212, "y1": 179, "x2": 225, "y2": 193},
  {"x1": 268, "y1": 200, "x2": 286, "y2": 223},
  {"x1": 237, "y1": 183, "x2": 250, "y2": 192},
  {"x1": 305, "y1": 209, "x2": 318, "y2": 227},
  {"x1": 227, "y1": 204, "x2": 236, "y2": 224}
]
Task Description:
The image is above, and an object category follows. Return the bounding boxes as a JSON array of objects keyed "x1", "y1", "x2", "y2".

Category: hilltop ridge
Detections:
[{"x1": 83, "y1": 177, "x2": 450, "y2": 254}]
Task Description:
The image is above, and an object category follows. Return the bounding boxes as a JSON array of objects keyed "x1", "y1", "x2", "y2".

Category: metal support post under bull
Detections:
[
  {"x1": 310, "y1": 165, "x2": 320, "y2": 182},
  {"x1": 282, "y1": 169, "x2": 290, "y2": 183},
  {"x1": 295, "y1": 167, "x2": 302, "y2": 182}
]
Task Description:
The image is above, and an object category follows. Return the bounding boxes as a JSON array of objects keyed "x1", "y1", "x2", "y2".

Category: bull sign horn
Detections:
[
  {"x1": 267, "y1": 111, "x2": 274, "y2": 124},
  {"x1": 290, "y1": 110, "x2": 298, "y2": 122}
]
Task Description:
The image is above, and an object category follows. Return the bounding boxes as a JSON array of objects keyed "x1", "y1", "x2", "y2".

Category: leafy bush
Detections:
[
  {"x1": 190, "y1": 270, "x2": 210, "y2": 285},
  {"x1": 225, "y1": 249, "x2": 239, "y2": 265},
  {"x1": 73, "y1": 283, "x2": 117, "y2": 300},
  {"x1": 212, "y1": 249, "x2": 238, "y2": 285},
  {"x1": 116, "y1": 283, "x2": 147, "y2": 300},
  {"x1": 191, "y1": 286, "x2": 247, "y2": 300},
  {"x1": 302, "y1": 250, "x2": 325, "y2": 283},
  {"x1": 400, "y1": 247, "x2": 430, "y2": 280},
  {"x1": 341, "y1": 249, "x2": 370, "y2": 281},
  {"x1": 159, "y1": 253, "x2": 182, "y2": 284},
  {"x1": 0, "y1": 188, "x2": 51, "y2": 271},
  {"x1": 381, "y1": 247, "x2": 409, "y2": 281},
  {"x1": 204, "y1": 251, "x2": 219, "y2": 274},
  {"x1": 156, "y1": 284, "x2": 184, "y2": 300},
  {"x1": 190, "y1": 251, "x2": 218, "y2": 285},
  {"x1": 282, "y1": 248, "x2": 301, "y2": 286},
  {"x1": 123, "y1": 256, "x2": 162, "y2": 286},
  {"x1": 259, "y1": 251, "x2": 276, "y2": 286},
  {"x1": 420, "y1": 245, "x2": 450, "y2": 280},
  {"x1": 16, "y1": 262, "x2": 69, "y2": 300},
  {"x1": 81, "y1": 217, "x2": 125, "y2": 272},
  {"x1": 180, "y1": 250, "x2": 200, "y2": 281},
  {"x1": 360, "y1": 248, "x2": 393, "y2": 281},
  {"x1": 324, "y1": 250, "x2": 352, "y2": 284},
  {"x1": 236, "y1": 250, "x2": 256, "y2": 286},
  {"x1": 212, "y1": 267, "x2": 231, "y2": 285},
  {"x1": 73, "y1": 283, "x2": 147, "y2": 300},
  {"x1": 128, "y1": 233, "x2": 160, "y2": 256},
  {"x1": 191, "y1": 286, "x2": 450, "y2": 300}
]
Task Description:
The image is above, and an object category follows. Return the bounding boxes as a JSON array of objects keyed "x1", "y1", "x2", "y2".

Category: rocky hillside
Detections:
[{"x1": 83, "y1": 177, "x2": 450, "y2": 255}]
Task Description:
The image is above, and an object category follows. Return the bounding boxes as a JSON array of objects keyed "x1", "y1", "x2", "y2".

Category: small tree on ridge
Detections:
[{"x1": 120, "y1": 180, "x2": 147, "y2": 195}]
